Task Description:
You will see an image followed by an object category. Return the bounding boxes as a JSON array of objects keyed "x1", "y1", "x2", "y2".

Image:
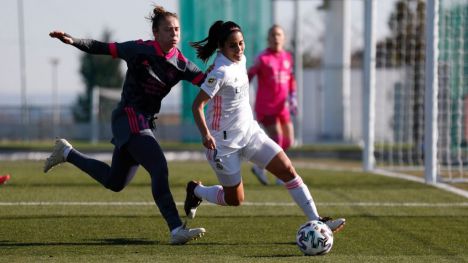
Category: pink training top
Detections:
[{"x1": 248, "y1": 48, "x2": 296, "y2": 115}]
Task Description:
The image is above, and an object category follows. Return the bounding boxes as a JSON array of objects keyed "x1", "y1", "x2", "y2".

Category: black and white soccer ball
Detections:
[{"x1": 296, "y1": 220, "x2": 334, "y2": 256}]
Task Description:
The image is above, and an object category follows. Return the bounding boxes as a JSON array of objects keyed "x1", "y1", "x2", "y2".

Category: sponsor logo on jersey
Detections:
[{"x1": 206, "y1": 77, "x2": 217, "y2": 87}]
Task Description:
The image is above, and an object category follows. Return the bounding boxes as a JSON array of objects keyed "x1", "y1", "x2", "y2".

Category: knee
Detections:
[{"x1": 106, "y1": 184, "x2": 125, "y2": 192}]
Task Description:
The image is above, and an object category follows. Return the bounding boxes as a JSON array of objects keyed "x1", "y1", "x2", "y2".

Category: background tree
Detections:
[
  {"x1": 73, "y1": 29, "x2": 123, "y2": 122},
  {"x1": 375, "y1": 0, "x2": 425, "y2": 67}
]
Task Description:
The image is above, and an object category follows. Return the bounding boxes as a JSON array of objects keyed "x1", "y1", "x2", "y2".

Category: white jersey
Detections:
[{"x1": 200, "y1": 53, "x2": 258, "y2": 150}]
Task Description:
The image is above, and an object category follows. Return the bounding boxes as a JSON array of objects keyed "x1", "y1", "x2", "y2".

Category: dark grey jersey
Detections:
[
  {"x1": 73, "y1": 38, "x2": 205, "y2": 115},
  {"x1": 72, "y1": 38, "x2": 205, "y2": 147}
]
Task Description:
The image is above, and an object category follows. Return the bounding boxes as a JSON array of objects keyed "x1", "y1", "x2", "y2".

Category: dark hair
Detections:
[
  {"x1": 190, "y1": 20, "x2": 242, "y2": 63},
  {"x1": 149, "y1": 5, "x2": 178, "y2": 31}
]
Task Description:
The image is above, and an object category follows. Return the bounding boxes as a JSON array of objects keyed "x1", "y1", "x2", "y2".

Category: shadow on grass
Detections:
[
  {"x1": 0, "y1": 239, "x2": 296, "y2": 249},
  {"x1": 5, "y1": 182, "x2": 153, "y2": 188},
  {"x1": 0, "y1": 238, "x2": 160, "y2": 247}
]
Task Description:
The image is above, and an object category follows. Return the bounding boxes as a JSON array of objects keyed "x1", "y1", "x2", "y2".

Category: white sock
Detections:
[
  {"x1": 285, "y1": 176, "x2": 320, "y2": 221},
  {"x1": 194, "y1": 184, "x2": 227, "y2": 206}
]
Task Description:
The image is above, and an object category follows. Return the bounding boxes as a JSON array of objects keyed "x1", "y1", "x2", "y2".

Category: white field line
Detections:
[
  {"x1": 3, "y1": 152, "x2": 468, "y2": 199},
  {"x1": 294, "y1": 163, "x2": 468, "y2": 199},
  {"x1": 1, "y1": 201, "x2": 468, "y2": 207},
  {"x1": 373, "y1": 168, "x2": 468, "y2": 199}
]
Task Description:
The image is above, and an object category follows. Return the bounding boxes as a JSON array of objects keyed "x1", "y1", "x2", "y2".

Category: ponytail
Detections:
[{"x1": 190, "y1": 20, "x2": 242, "y2": 63}]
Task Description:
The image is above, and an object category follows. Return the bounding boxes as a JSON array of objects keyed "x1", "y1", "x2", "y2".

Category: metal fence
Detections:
[{"x1": 0, "y1": 105, "x2": 180, "y2": 142}]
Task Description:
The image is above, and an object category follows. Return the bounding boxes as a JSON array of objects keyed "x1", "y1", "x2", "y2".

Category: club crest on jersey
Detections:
[
  {"x1": 206, "y1": 77, "x2": 217, "y2": 87},
  {"x1": 283, "y1": 60, "x2": 290, "y2": 68}
]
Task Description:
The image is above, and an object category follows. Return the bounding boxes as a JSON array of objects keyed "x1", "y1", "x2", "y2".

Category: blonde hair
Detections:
[{"x1": 149, "y1": 5, "x2": 178, "y2": 31}]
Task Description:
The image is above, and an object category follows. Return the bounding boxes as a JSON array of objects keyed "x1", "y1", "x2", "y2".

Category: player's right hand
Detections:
[
  {"x1": 202, "y1": 134, "x2": 216, "y2": 150},
  {"x1": 49, "y1": 31, "x2": 74, "y2": 45}
]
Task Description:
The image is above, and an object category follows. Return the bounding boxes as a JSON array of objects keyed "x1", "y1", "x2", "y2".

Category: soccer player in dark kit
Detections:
[{"x1": 44, "y1": 5, "x2": 206, "y2": 245}]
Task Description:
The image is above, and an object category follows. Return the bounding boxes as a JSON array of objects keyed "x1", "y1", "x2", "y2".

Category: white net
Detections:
[
  {"x1": 437, "y1": 0, "x2": 468, "y2": 182},
  {"x1": 374, "y1": 0, "x2": 468, "y2": 183},
  {"x1": 374, "y1": 0, "x2": 427, "y2": 169}
]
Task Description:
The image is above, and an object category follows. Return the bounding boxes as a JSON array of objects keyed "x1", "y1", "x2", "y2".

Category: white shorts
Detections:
[{"x1": 205, "y1": 128, "x2": 282, "y2": 187}]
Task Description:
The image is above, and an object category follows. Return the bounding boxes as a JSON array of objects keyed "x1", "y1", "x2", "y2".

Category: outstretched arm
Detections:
[
  {"x1": 192, "y1": 90, "x2": 216, "y2": 150},
  {"x1": 49, "y1": 30, "x2": 110, "y2": 55}
]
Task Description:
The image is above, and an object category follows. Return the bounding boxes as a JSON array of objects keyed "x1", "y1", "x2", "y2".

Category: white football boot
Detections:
[
  {"x1": 170, "y1": 223, "x2": 206, "y2": 245},
  {"x1": 43, "y1": 138, "x2": 72, "y2": 173}
]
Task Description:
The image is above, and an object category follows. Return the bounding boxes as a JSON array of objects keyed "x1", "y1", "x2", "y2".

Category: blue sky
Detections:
[{"x1": 0, "y1": 0, "x2": 394, "y2": 106}]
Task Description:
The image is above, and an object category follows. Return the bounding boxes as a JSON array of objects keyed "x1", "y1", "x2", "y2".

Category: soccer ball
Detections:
[{"x1": 296, "y1": 220, "x2": 334, "y2": 256}]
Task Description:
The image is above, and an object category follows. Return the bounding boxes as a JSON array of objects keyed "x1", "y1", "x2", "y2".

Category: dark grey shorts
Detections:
[{"x1": 111, "y1": 106, "x2": 156, "y2": 148}]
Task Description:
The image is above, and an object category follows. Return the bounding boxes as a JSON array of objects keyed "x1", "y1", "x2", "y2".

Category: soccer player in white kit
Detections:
[{"x1": 185, "y1": 20, "x2": 345, "y2": 233}]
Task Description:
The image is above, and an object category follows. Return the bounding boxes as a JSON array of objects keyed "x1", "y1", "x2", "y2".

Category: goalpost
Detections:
[{"x1": 424, "y1": 0, "x2": 439, "y2": 184}]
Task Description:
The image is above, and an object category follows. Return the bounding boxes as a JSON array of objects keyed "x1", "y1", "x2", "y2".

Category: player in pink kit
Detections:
[{"x1": 248, "y1": 25, "x2": 297, "y2": 185}]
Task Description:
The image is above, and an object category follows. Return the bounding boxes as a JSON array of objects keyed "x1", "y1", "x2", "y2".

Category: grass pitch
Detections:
[{"x1": 0, "y1": 160, "x2": 467, "y2": 262}]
